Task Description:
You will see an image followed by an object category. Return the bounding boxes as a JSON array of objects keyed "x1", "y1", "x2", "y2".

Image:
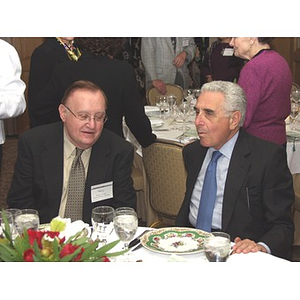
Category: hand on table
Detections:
[{"x1": 231, "y1": 237, "x2": 268, "y2": 254}]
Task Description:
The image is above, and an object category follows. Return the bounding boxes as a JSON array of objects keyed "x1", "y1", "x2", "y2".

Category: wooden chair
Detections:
[
  {"x1": 142, "y1": 138, "x2": 187, "y2": 228},
  {"x1": 146, "y1": 84, "x2": 184, "y2": 106}
]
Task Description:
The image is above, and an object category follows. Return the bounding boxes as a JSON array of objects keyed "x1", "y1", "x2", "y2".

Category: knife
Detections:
[{"x1": 128, "y1": 229, "x2": 151, "y2": 249}]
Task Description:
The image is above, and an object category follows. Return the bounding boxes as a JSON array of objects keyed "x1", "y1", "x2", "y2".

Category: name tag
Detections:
[
  {"x1": 182, "y1": 38, "x2": 189, "y2": 47},
  {"x1": 222, "y1": 48, "x2": 234, "y2": 56},
  {"x1": 91, "y1": 181, "x2": 113, "y2": 203}
]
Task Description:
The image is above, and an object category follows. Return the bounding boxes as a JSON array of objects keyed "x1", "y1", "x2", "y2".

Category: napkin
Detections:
[
  {"x1": 150, "y1": 119, "x2": 164, "y2": 128},
  {"x1": 145, "y1": 106, "x2": 159, "y2": 112}
]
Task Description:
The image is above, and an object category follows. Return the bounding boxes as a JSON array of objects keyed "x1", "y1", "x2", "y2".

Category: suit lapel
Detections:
[{"x1": 222, "y1": 131, "x2": 251, "y2": 230}]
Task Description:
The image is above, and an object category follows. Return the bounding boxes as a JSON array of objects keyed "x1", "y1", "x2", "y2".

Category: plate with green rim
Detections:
[{"x1": 140, "y1": 227, "x2": 212, "y2": 254}]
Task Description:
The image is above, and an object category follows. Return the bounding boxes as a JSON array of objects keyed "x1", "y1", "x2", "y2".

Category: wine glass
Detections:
[
  {"x1": 291, "y1": 89, "x2": 300, "y2": 104},
  {"x1": 178, "y1": 101, "x2": 191, "y2": 130},
  {"x1": 290, "y1": 102, "x2": 300, "y2": 126},
  {"x1": 14, "y1": 209, "x2": 40, "y2": 235},
  {"x1": 155, "y1": 95, "x2": 168, "y2": 118},
  {"x1": 91, "y1": 206, "x2": 115, "y2": 245},
  {"x1": 113, "y1": 208, "x2": 138, "y2": 251},
  {"x1": 204, "y1": 232, "x2": 231, "y2": 262}
]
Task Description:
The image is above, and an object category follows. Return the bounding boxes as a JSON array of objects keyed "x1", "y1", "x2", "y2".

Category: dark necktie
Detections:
[
  {"x1": 64, "y1": 148, "x2": 85, "y2": 221},
  {"x1": 196, "y1": 151, "x2": 222, "y2": 232}
]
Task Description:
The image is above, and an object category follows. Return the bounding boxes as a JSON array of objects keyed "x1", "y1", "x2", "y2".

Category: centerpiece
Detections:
[{"x1": 0, "y1": 211, "x2": 126, "y2": 262}]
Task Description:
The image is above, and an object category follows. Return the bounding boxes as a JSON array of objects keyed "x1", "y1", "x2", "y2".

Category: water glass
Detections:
[
  {"x1": 3, "y1": 208, "x2": 21, "y2": 240},
  {"x1": 113, "y1": 208, "x2": 138, "y2": 250},
  {"x1": 0, "y1": 211, "x2": 13, "y2": 239},
  {"x1": 14, "y1": 209, "x2": 40, "y2": 235},
  {"x1": 204, "y1": 232, "x2": 231, "y2": 262},
  {"x1": 91, "y1": 206, "x2": 115, "y2": 244}
]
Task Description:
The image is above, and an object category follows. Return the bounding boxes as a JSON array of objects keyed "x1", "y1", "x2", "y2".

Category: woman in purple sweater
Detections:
[{"x1": 230, "y1": 37, "x2": 292, "y2": 146}]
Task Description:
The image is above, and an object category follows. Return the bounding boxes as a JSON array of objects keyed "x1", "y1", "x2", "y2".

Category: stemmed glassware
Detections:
[
  {"x1": 178, "y1": 101, "x2": 191, "y2": 130},
  {"x1": 155, "y1": 95, "x2": 168, "y2": 119},
  {"x1": 91, "y1": 206, "x2": 115, "y2": 245},
  {"x1": 113, "y1": 207, "x2": 138, "y2": 251}
]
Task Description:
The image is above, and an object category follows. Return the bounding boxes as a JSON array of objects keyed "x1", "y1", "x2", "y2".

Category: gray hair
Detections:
[{"x1": 200, "y1": 81, "x2": 247, "y2": 126}]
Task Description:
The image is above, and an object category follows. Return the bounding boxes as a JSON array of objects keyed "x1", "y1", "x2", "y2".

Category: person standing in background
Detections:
[
  {"x1": 230, "y1": 37, "x2": 292, "y2": 146},
  {"x1": 0, "y1": 39, "x2": 26, "y2": 172},
  {"x1": 201, "y1": 37, "x2": 245, "y2": 83},
  {"x1": 141, "y1": 37, "x2": 196, "y2": 94},
  {"x1": 28, "y1": 37, "x2": 81, "y2": 128}
]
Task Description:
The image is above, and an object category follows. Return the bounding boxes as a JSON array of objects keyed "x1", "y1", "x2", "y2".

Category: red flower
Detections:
[
  {"x1": 60, "y1": 243, "x2": 84, "y2": 261},
  {"x1": 102, "y1": 256, "x2": 110, "y2": 262},
  {"x1": 23, "y1": 249, "x2": 35, "y2": 262},
  {"x1": 27, "y1": 229, "x2": 61, "y2": 248}
]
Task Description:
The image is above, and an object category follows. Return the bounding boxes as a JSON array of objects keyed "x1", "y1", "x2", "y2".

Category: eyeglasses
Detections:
[{"x1": 63, "y1": 105, "x2": 108, "y2": 123}]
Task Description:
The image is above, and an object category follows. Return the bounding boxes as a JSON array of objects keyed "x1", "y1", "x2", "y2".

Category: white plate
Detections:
[{"x1": 140, "y1": 227, "x2": 212, "y2": 254}]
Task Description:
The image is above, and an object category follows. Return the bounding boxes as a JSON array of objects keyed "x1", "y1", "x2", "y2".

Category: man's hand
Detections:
[
  {"x1": 232, "y1": 237, "x2": 268, "y2": 254},
  {"x1": 152, "y1": 80, "x2": 167, "y2": 95},
  {"x1": 173, "y1": 51, "x2": 187, "y2": 68}
]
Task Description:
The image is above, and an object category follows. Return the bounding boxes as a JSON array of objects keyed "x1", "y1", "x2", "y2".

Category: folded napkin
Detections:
[
  {"x1": 145, "y1": 106, "x2": 159, "y2": 112},
  {"x1": 150, "y1": 119, "x2": 164, "y2": 128}
]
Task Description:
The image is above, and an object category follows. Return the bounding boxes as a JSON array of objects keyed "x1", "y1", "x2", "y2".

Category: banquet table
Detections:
[{"x1": 107, "y1": 226, "x2": 290, "y2": 264}]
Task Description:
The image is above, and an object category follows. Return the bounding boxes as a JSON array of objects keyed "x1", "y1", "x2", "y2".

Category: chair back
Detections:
[
  {"x1": 146, "y1": 84, "x2": 184, "y2": 106},
  {"x1": 142, "y1": 139, "x2": 187, "y2": 227}
]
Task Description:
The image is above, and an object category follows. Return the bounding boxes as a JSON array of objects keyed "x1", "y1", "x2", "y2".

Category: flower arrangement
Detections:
[{"x1": 0, "y1": 211, "x2": 126, "y2": 262}]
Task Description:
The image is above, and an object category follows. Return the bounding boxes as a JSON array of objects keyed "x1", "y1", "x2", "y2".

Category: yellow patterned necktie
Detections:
[{"x1": 64, "y1": 148, "x2": 85, "y2": 221}]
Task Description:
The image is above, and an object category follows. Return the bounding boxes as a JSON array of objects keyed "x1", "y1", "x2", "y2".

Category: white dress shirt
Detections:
[
  {"x1": 0, "y1": 39, "x2": 26, "y2": 144},
  {"x1": 189, "y1": 132, "x2": 239, "y2": 229}
]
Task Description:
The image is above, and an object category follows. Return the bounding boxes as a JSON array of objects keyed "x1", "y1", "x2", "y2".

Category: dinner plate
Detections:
[{"x1": 140, "y1": 227, "x2": 212, "y2": 254}]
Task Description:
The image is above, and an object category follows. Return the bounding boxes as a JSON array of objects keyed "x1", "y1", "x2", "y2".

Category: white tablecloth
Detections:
[{"x1": 107, "y1": 227, "x2": 289, "y2": 264}]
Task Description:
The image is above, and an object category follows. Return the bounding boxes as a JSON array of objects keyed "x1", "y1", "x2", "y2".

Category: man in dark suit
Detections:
[
  {"x1": 28, "y1": 37, "x2": 155, "y2": 148},
  {"x1": 7, "y1": 80, "x2": 136, "y2": 225},
  {"x1": 176, "y1": 81, "x2": 294, "y2": 260}
]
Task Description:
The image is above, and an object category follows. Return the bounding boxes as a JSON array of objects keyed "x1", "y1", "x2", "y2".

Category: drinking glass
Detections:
[
  {"x1": 155, "y1": 95, "x2": 168, "y2": 118},
  {"x1": 178, "y1": 101, "x2": 191, "y2": 130},
  {"x1": 204, "y1": 232, "x2": 231, "y2": 262},
  {"x1": 113, "y1": 208, "x2": 138, "y2": 250},
  {"x1": 291, "y1": 89, "x2": 300, "y2": 104},
  {"x1": 14, "y1": 209, "x2": 40, "y2": 235},
  {"x1": 0, "y1": 211, "x2": 13, "y2": 239},
  {"x1": 290, "y1": 102, "x2": 299, "y2": 125},
  {"x1": 3, "y1": 208, "x2": 21, "y2": 240},
  {"x1": 91, "y1": 206, "x2": 115, "y2": 245}
]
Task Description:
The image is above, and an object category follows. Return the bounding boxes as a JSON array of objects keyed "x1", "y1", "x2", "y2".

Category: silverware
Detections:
[{"x1": 128, "y1": 229, "x2": 151, "y2": 249}]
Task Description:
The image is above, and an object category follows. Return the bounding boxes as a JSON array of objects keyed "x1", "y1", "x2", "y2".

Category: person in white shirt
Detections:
[{"x1": 0, "y1": 39, "x2": 26, "y2": 171}]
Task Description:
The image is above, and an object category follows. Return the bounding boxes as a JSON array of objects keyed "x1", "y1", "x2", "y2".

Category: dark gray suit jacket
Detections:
[
  {"x1": 176, "y1": 129, "x2": 294, "y2": 260},
  {"x1": 7, "y1": 122, "x2": 137, "y2": 225}
]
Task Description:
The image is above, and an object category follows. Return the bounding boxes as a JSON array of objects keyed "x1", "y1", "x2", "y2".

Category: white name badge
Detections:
[
  {"x1": 222, "y1": 48, "x2": 234, "y2": 56},
  {"x1": 182, "y1": 37, "x2": 189, "y2": 47},
  {"x1": 91, "y1": 181, "x2": 113, "y2": 203}
]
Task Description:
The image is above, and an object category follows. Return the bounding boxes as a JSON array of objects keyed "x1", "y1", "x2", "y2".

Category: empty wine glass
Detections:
[
  {"x1": 91, "y1": 206, "x2": 115, "y2": 245},
  {"x1": 178, "y1": 101, "x2": 191, "y2": 130},
  {"x1": 290, "y1": 102, "x2": 300, "y2": 126},
  {"x1": 291, "y1": 89, "x2": 300, "y2": 104},
  {"x1": 155, "y1": 95, "x2": 168, "y2": 118},
  {"x1": 14, "y1": 209, "x2": 40, "y2": 235},
  {"x1": 113, "y1": 208, "x2": 138, "y2": 251}
]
